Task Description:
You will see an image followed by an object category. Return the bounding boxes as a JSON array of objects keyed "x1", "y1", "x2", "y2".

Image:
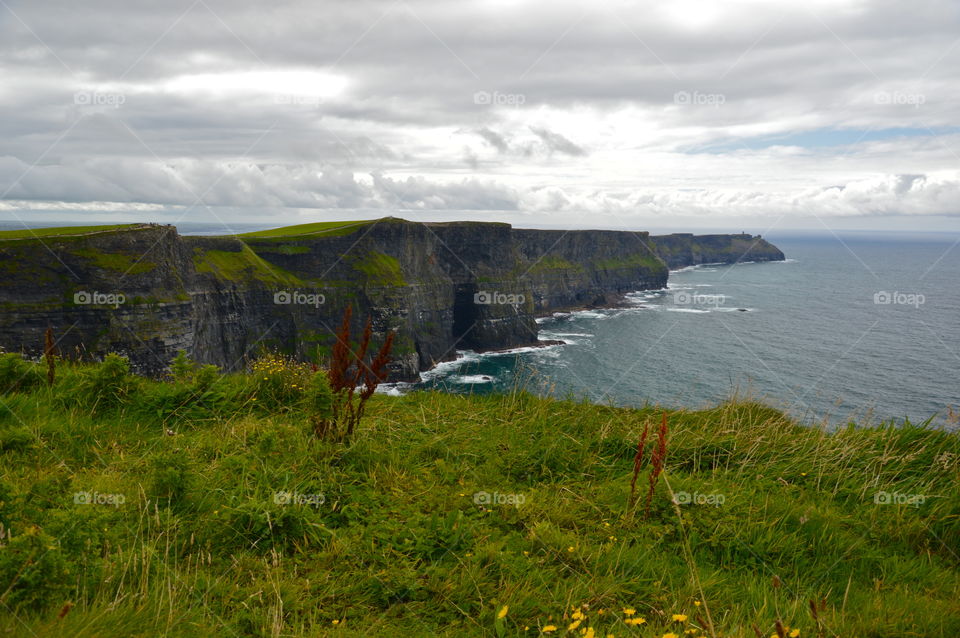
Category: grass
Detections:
[
  {"x1": 351, "y1": 251, "x2": 407, "y2": 286},
  {"x1": 0, "y1": 224, "x2": 142, "y2": 241},
  {"x1": 72, "y1": 248, "x2": 157, "y2": 275},
  {"x1": 593, "y1": 254, "x2": 667, "y2": 273},
  {"x1": 192, "y1": 245, "x2": 304, "y2": 286},
  {"x1": 237, "y1": 220, "x2": 374, "y2": 239},
  {"x1": 0, "y1": 356, "x2": 958, "y2": 637}
]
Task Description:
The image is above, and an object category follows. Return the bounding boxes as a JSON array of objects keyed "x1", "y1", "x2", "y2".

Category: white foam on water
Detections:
[
  {"x1": 450, "y1": 374, "x2": 495, "y2": 384},
  {"x1": 418, "y1": 350, "x2": 483, "y2": 382},
  {"x1": 666, "y1": 307, "x2": 710, "y2": 313},
  {"x1": 571, "y1": 310, "x2": 606, "y2": 319},
  {"x1": 376, "y1": 382, "x2": 414, "y2": 396}
]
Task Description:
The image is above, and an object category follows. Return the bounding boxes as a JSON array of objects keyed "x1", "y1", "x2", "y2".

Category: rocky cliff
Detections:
[{"x1": 0, "y1": 219, "x2": 784, "y2": 380}]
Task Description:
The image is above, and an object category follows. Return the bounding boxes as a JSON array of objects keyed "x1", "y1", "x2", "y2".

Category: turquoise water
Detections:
[{"x1": 409, "y1": 233, "x2": 960, "y2": 428}]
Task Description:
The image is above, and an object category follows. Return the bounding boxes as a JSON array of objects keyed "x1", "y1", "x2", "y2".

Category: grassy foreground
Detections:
[{"x1": 0, "y1": 355, "x2": 958, "y2": 637}]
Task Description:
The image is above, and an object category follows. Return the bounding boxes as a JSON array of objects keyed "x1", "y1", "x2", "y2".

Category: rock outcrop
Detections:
[{"x1": 0, "y1": 218, "x2": 784, "y2": 380}]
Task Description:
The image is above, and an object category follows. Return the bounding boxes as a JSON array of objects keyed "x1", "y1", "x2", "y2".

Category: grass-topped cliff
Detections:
[
  {"x1": 0, "y1": 354, "x2": 957, "y2": 637},
  {"x1": 0, "y1": 219, "x2": 782, "y2": 380}
]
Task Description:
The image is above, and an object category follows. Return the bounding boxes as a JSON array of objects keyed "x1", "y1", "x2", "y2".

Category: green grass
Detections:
[
  {"x1": 72, "y1": 248, "x2": 157, "y2": 275},
  {"x1": 0, "y1": 224, "x2": 141, "y2": 241},
  {"x1": 0, "y1": 356, "x2": 958, "y2": 637},
  {"x1": 351, "y1": 251, "x2": 406, "y2": 286},
  {"x1": 192, "y1": 245, "x2": 304, "y2": 286},
  {"x1": 593, "y1": 254, "x2": 666, "y2": 272},
  {"x1": 237, "y1": 220, "x2": 374, "y2": 239}
]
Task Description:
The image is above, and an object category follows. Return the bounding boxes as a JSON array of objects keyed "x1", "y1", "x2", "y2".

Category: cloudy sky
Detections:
[{"x1": 1, "y1": 0, "x2": 959, "y2": 232}]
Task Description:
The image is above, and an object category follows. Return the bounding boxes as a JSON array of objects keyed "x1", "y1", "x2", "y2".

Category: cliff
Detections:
[{"x1": 0, "y1": 219, "x2": 784, "y2": 380}]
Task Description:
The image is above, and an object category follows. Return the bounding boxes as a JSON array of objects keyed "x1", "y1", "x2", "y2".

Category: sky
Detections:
[{"x1": 1, "y1": 0, "x2": 960, "y2": 233}]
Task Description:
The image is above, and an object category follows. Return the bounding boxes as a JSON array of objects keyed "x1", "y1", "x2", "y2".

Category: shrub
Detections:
[
  {"x1": 322, "y1": 306, "x2": 394, "y2": 441},
  {"x1": 247, "y1": 352, "x2": 312, "y2": 410},
  {"x1": 0, "y1": 526, "x2": 71, "y2": 613},
  {"x1": 0, "y1": 353, "x2": 45, "y2": 395},
  {"x1": 170, "y1": 349, "x2": 220, "y2": 390},
  {"x1": 216, "y1": 499, "x2": 330, "y2": 553},
  {"x1": 58, "y1": 353, "x2": 139, "y2": 415},
  {"x1": 140, "y1": 351, "x2": 236, "y2": 424},
  {"x1": 304, "y1": 371, "x2": 334, "y2": 437},
  {"x1": 148, "y1": 451, "x2": 194, "y2": 509}
]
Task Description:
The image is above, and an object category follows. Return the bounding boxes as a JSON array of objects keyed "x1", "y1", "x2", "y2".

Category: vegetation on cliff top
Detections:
[
  {"x1": 0, "y1": 224, "x2": 143, "y2": 241},
  {"x1": 0, "y1": 353, "x2": 957, "y2": 637},
  {"x1": 192, "y1": 244, "x2": 305, "y2": 286},
  {"x1": 237, "y1": 220, "x2": 373, "y2": 239}
]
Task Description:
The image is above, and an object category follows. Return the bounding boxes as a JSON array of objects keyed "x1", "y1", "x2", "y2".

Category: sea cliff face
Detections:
[{"x1": 0, "y1": 219, "x2": 784, "y2": 380}]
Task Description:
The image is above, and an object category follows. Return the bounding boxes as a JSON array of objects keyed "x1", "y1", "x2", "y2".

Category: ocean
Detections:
[
  {"x1": 407, "y1": 232, "x2": 960, "y2": 429},
  {"x1": 3, "y1": 220, "x2": 956, "y2": 428}
]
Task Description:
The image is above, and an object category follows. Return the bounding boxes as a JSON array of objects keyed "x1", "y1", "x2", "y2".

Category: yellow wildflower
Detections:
[
  {"x1": 543, "y1": 626, "x2": 558, "y2": 634},
  {"x1": 572, "y1": 610, "x2": 585, "y2": 620},
  {"x1": 498, "y1": 605, "x2": 509, "y2": 619},
  {"x1": 672, "y1": 614, "x2": 688, "y2": 622},
  {"x1": 622, "y1": 608, "x2": 636, "y2": 616},
  {"x1": 662, "y1": 634, "x2": 679, "y2": 638},
  {"x1": 584, "y1": 628, "x2": 595, "y2": 638},
  {"x1": 790, "y1": 631, "x2": 800, "y2": 638},
  {"x1": 568, "y1": 619, "x2": 582, "y2": 631}
]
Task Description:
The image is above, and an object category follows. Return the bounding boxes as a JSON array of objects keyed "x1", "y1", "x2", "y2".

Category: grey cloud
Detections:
[
  {"x1": 475, "y1": 128, "x2": 509, "y2": 153},
  {"x1": 1, "y1": 0, "x2": 960, "y2": 222},
  {"x1": 529, "y1": 126, "x2": 586, "y2": 157}
]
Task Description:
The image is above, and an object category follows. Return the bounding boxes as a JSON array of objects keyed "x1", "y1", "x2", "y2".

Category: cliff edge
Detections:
[{"x1": 0, "y1": 219, "x2": 784, "y2": 380}]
